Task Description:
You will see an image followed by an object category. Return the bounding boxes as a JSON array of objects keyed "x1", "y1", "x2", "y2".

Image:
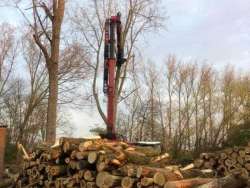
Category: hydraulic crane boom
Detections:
[{"x1": 103, "y1": 12, "x2": 125, "y2": 139}]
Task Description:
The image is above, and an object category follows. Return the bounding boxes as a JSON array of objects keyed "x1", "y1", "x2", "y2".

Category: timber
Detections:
[
  {"x1": 13, "y1": 138, "x2": 250, "y2": 187},
  {"x1": 194, "y1": 143, "x2": 250, "y2": 179},
  {"x1": 121, "y1": 177, "x2": 136, "y2": 188},
  {"x1": 164, "y1": 178, "x2": 213, "y2": 188},
  {"x1": 197, "y1": 175, "x2": 247, "y2": 188}
]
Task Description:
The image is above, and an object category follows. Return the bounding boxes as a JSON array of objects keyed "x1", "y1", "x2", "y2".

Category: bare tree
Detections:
[
  {"x1": 10, "y1": 0, "x2": 66, "y2": 144},
  {"x1": 2, "y1": 32, "x2": 48, "y2": 146},
  {"x1": 142, "y1": 62, "x2": 160, "y2": 140},
  {"x1": 0, "y1": 23, "x2": 18, "y2": 111},
  {"x1": 114, "y1": 56, "x2": 250, "y2": 156},
  {"x1": 33, "y1": 0, "x2": 65, "y2": 144},
  {"x1": 165, "y1": 56, "x2": 177, "y2": 147},
  {"x1": 2, "y1": 30, "x2": 76, "y2": 148}
]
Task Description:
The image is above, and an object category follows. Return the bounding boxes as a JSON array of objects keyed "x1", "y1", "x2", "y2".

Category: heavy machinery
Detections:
[
  {"x1": 102, "y1": 13, "x2": 161, "y2": 149},
  {"x1": 103, "y1": 12, "x2": 126, "y2": 139}
]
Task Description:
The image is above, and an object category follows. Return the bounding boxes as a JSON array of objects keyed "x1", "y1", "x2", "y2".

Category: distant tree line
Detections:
[{"x1": 116, "y1": 57, "x2": 250, "y2": 158}]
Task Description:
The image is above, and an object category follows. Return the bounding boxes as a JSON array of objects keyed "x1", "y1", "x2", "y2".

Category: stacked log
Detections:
[
  {"x1": 194, "y1": 144, "x2": 250, "y2": 180},
  {"x1": 14, "y1": 138, "x2": 225, "y2": 188},
  {"x1": 15, "y1": 138, "x2": 176, "y2": 187}
]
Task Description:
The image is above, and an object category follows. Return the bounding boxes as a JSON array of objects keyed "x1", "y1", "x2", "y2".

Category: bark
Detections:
[{"x1": 46, "y1": 64, "x2": 58, "y2": 144}]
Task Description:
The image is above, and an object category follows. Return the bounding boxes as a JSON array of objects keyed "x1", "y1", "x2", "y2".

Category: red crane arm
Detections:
[{"x1": 103, "y1": 12, "x2": 125, "y2": 139}]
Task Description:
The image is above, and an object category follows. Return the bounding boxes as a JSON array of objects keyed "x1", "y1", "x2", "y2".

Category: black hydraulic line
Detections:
[
  {"x1": 116, "y1": 12, "x2": 125, "y2": 67},
  {"x1": 103, "y1": 19, "x2": 110, "y2": 94},
  {"x1": 110, "y1": 20, "x2": 116, "y2": 59}
]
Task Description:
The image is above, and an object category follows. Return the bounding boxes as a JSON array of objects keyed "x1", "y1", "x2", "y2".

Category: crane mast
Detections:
[{"x1": 103, "y1": 12, "x2": 125, "y2": 139}]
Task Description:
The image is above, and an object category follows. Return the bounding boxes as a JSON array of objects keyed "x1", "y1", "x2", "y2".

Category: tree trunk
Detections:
[
  {"x1": 168, "y1": 78, "x2": 172, "y2": 140},
  {"x1": 45, "y1": 0, "x2": 65, "y2": 144},
  {"x1": 46, "y1": 65, "x2": 58, "y2": 144}
]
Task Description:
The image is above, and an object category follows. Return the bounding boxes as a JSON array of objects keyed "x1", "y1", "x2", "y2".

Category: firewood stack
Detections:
[
  {"x1": 13, "y1": 138, "x2": 249, "y2": 188},
  {"x1": 14, "y1": 137, "x2": 178, "y2": 188},
  {"x1": 194, "y1": 143, "x2": 250, "y2": 180}
]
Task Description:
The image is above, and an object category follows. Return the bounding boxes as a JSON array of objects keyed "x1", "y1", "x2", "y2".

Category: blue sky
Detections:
[{"x1": 0, "y1": 0, "x2": 249, "y2": 136}]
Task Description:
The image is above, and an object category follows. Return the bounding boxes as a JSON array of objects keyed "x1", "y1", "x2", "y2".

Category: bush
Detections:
[
  {"x1": 5, "y1": 142, "x2": 17, "y2": 164},
  {"x1": 224, "y1": 121, "x2": 250, "y2": 147},
  {"x1": 172, "y1": 151, "x2": 193, "y2": 165}
]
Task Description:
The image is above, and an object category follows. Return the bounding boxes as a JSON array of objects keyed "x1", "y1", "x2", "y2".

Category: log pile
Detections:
[
  {"x1": 14, "y1": 137, "x2": 175, "y2": 187},
  {"x1": 194, "y1": 144, "x2": 250, "y2": 180},
  {"x1": 14, "y1": 138, "x2": 249, "y2": 188}
]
